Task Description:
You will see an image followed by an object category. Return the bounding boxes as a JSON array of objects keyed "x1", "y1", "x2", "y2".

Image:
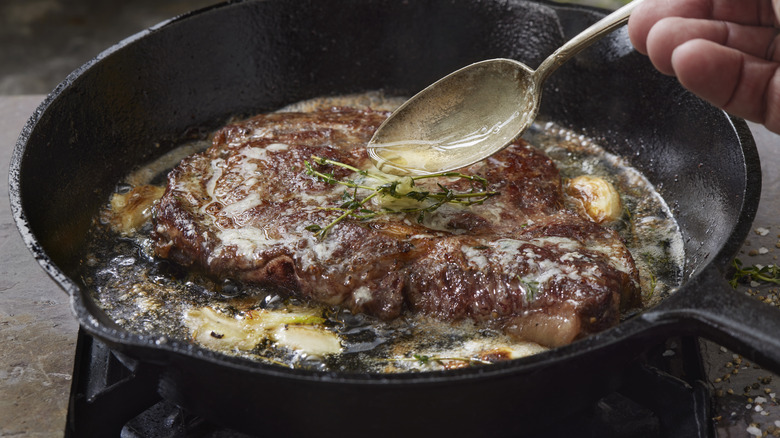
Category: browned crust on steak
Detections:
[{"x1": 152, "y1": 107, "x2": 641, "y2": 347}]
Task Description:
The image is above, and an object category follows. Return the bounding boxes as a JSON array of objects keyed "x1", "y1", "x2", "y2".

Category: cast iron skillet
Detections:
[{"x1": 9, "y1": 0, "x2": 780, "y2": 436}]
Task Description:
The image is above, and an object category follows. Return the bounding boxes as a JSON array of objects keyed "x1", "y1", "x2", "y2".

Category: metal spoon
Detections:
[{"x1": 367, "y1": 0, "x2": 642, "y2": 175}]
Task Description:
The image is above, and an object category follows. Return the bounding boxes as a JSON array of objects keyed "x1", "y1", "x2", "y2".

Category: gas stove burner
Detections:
[{"x1": 64, "y1": 329, "x2": 711, "y2": 438}]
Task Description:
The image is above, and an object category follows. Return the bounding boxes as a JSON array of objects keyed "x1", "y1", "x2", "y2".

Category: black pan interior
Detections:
[{"x1": 10, "y1": 0, "x2": 759, "y2": 434}]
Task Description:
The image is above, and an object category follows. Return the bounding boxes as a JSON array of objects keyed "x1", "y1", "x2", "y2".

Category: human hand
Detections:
[{"x1": 627, "y1": 0, "x2": 780, "y2": 133}]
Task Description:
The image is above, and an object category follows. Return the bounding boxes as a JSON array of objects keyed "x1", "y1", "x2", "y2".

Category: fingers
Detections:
[
  {"x1": 628, "y1": 0, "x2": 777, "y2": 54},
  {"x1": 671, "y1": 39, "x2": 780, "y2": 131},
  {"x1": 626, "y1": 0, "x2": 780, "y2": 133},
  {"x1": 629, "y1": 0, "x2": 707, "y2": 54},
  {"x1": 644, "y1": 17, "x2": 780, "y2": 75}
]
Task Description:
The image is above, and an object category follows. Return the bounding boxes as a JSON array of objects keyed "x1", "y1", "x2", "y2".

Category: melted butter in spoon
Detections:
[
  {"x1": 367, "y1": 0, "x2": 641, "y2": 176},
  {"x1": 368, "y1": 62, "x2": 538, "y2": 175}
]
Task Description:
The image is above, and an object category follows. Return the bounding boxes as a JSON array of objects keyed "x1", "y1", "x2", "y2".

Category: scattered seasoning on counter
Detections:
[
  {"x1": 747, "y1": 424, "x2": 762, "y2": 436},
  {"x1": 710, "y1": 224, "x2": 780, "y2": 436}
]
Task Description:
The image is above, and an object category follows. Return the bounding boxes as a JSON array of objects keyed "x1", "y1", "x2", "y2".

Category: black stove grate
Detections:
[{"x1": 64, "y1": 329, "x2": 712, "y2": 438}]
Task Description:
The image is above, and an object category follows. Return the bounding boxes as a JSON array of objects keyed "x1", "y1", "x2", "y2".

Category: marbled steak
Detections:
[{"x1": 151, "y1": 107, "x2": 641, "y2": 347}]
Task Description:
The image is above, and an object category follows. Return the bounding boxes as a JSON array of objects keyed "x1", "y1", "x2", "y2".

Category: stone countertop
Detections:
[
  {"x1": 0, "y1": 94, "x2": 779, "y2": 437},
  {"x1": 0, "y1": 95, "x2": 79, "y2": 437}
]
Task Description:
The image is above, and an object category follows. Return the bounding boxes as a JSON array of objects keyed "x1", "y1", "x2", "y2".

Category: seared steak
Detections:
[{"x1": 152, "y1": 107, "x2": 640, "y2": 347}]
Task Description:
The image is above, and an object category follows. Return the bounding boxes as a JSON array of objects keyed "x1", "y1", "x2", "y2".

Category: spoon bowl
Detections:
[{"x1": 368, "y1": 0, "x2": 642, "y2": 175}]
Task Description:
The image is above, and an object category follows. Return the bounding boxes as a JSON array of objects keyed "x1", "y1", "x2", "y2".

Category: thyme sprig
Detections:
[
  {"x1": 412, "y1": 354, "x2": 493, "y2": 366},
  {"x1": 303, "y1": 155, "x2": 498, "y2": 239},
  {"x1": 384, "y1": 354, "x2": 493, "y2": 367},
  {"x1": 729, "y1": 258, "x2": 780, "y2": 288}
]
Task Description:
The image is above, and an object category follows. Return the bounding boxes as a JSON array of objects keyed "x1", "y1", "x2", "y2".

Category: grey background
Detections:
[{"x1": 1, "y1": 0, "x2": 219, "y2": 95}]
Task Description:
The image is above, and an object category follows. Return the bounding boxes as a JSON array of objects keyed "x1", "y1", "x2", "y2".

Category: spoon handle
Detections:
[{"x1": 535, "y1": 0, "x2": 643, "y2": 83}]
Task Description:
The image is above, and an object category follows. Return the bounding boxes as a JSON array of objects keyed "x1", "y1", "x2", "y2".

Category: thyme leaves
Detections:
[
  {"x1": 729, "y1": 258, "x2": 780, "y2": 288},
  {"x1": 303, "y1": 155, "x2": 498, "y2": 239},
  {"x1": 407, "y1": 354, "x2": 493, "y2": 367},
  {"x1": 519, "y1": 277, "x2": 540, "y2": 302}
]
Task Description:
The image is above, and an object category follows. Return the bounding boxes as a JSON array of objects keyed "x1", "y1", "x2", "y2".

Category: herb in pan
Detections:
[{"x1": 304, "y1": 155, "x2": 498, "y2": 239}]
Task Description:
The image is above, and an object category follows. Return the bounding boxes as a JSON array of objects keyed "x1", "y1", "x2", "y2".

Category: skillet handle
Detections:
[{"x1": 642, "y1": 266, "x2": 780, "y2": 374}]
